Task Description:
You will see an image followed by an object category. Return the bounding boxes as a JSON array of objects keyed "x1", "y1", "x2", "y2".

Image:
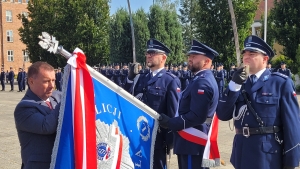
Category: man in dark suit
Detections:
[
  {"x1": 0, "y1": 67, "x2": 5, "y2": 91},
  {"x1": 125, "y1": 39, "x2": 180, "y2": 169},
  {"x1": 14, "y1": 61, "x2": 61, "y2": 169},
  {"x1": 217, "y1": 35, "x2": 300, "y2": 169},
  {"x1": 17, "y1": 68, "x2": 24, "y2": 92},
  {"x1": 158, "y1": 40, "x2": 219, "y2": 169},
  {"x1": 278, "y1": 62, "x2": 291, "y2": 78},
  {"x1": 22, "y1": 69, "x2": 27, "y2": 91},
  {"x1": 55, "y1": 67, "x2": 62, "y2": 91},
  {"x1": 8, "y1": 67, "x2": 15, "y2": 91}
]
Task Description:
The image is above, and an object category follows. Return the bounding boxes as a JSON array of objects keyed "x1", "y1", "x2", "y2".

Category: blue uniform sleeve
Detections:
[
  {"x1": 216, "y1": 87, "x2": 240, "y2": 121},
  {"x1": 168, "y1": 80, "x2": 213, "y2": 131},
  {"x1": 166, "y1": 78, "x2": 181, "y2": 118},
  {"x1": 280, "y1": 79, "x2": 300, "y2": 167}
]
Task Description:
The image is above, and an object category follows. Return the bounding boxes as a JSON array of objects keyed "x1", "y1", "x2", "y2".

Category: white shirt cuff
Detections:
[{"x1": 228, "y1": 80, "x2": 241, "y2": 91}]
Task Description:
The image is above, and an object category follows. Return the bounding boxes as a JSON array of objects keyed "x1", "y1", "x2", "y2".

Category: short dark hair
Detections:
[{"x1": 27, "y1": 61, "x2": 54, "y2": 79}]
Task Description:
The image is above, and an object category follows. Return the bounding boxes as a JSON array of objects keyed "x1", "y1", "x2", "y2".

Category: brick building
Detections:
[{"x1": 0, "y1": 0, "x2": 30, "y2": 74}]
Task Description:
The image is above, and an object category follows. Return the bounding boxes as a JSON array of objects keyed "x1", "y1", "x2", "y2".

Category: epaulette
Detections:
[
  {"x1": 198, "y1": 73, "x2": 206, "y2": 78},
  {"x1": 166, "y1": 71, "x2": 176, "y2": 79},
  {"x1": 271, "y1": 72, "x2": 288, "y2": 79}
]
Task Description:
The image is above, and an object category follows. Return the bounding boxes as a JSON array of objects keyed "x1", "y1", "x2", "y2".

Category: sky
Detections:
[{"x1": 109, "y1": 0, "x2": 154, "y2": 15}]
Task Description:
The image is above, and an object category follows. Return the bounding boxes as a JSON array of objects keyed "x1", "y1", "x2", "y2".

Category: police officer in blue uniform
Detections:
[
  {"x1": 120, "y1": 63, "x2": 129, "y2": 88},
  {"x1": 8, "y1": 67, "x2": 15, "y2": 91},
  {"x1": 0, "y1": 67, "x2": 5, "y2": 91},
  {"x1": 266, "y1": 62, "x2": 274, "y2": 73},
  {"x1": 277, "y1": 62, "x2": 291, "y2": 78},
  {"x1": 125, "y1": 38, "x2": 180, "y2": 169},
  {"x1": 215, "y1": 64, "x2": 225, "y2": 98},
  {"x1": 17, "y1": 68, "x2": 24, "y2": 92},
  {"x1": 228, "y1": 63, "x2": 236, "y2": 81},
  {"x1": 112, "y1": 63, "x2": 122, "y2": 86},
  {"x1": 179, "y1": 63, "x2": 191, "y2": 90},
  {"x1": 158, "y1": 40, "x2": 219, "y2": 169},
  {"x1": 172, "y1": 64, "x2": 181, "y2": 78},
  {"x1": 217, "y1": 35, "x2": 300, "y2": 169}
]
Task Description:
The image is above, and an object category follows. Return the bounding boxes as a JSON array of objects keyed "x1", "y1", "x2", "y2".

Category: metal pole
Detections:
[
  {"x1": 264, "y1": 0, "x2": 268, "y2": 42},
  {"x1": 227, "y1": 0, "x2": 241, "y2": 66},
  {"x1": 127, "y1": 0, "x2": 136, "y2": 63}
]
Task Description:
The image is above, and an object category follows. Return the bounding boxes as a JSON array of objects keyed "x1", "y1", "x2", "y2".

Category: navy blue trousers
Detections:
[{"x1": 177, "y1": 154, "x2": 209, "y2": 169}]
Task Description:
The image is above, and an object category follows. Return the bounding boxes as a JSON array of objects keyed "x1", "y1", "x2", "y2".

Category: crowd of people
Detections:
[{"x1": 12, "y1": 35, "x2": 300, "y2": 169}]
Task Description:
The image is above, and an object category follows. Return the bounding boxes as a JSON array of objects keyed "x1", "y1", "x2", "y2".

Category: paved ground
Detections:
[{"x1": 0, "y1": 83, "x2": 299, "y2": 169}]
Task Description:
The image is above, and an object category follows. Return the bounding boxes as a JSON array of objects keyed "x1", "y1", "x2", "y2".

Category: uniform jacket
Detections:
[
  {"x1": 125, "y1": 69, "x2": 181, "y2": 149},
  {"x1": 17, "y1": 72, "x2": 24, "y2": 82},
  {"x1": 14, "y1": 89, "x2": 61, "y2": 169},
  {"x1": 179, "y1": 70, "x2": 190, "y2": 90},
  {"x1": 168, "y1": 69, "x2": 219, "y2": 155},
  {"x1": 0, "y1": 71, "x2": 5, "y2": 81},
  {"x1": 277, "y1": 68, "x2": 291, "y2": 78},
  {"x1": 112, "y1": 69, "x2": 122, "y2": 86},
  {"x1": 215, "y1": 70, "x2": 225, "y2": 86},
  {"x1": 217, "y1": 70, "x2": 300, "y2": 169},
  {"x1": 8, "y1": 70, "x2": 14, "y2": 81}
]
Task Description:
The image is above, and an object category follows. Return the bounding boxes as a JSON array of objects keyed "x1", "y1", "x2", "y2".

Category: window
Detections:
[
  {"x1": 6, "y1": 30, "x2": 13, "y2": 42},
  {"x1": 6, "y1": 11, "x2": 12, "y2": 22},
  {"x1": 7, "y1": 50, "x2": 13, "y2": 61},
  {"x1": 10, "y1": 0, "x2": 13, "y2": 2},
  {"x1": 25, "y1": 0, "x2": 28, "y2": 3},
  {"x1": 23, "y1": 50, "x2": 29, "y2": 62},
  {"x1": 18, "y1": 0, "x2": 22, "y2": 3}
]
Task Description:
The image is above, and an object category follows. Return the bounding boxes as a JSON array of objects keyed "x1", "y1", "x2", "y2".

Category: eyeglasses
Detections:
[{"x1": 145, "y1": 51, "x2": 165, "y2": 57}]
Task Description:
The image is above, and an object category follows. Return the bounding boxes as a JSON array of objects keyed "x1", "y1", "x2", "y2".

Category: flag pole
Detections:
[
  {"x1": 264, "y1": 0, "x2": 268, "y2": 42},
  {"x1": 127, "y1": 0, "x2": 136, "y2": 63}
]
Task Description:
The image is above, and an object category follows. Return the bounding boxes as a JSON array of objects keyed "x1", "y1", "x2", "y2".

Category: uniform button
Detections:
[
  {"x1": 156, "y1": 93, "x2": 158, "y2": 95},
  {"x1": 275, "y1": 150, "x2": 277, "y2": 153},
  {"x1": 245, "y1": 124, "x2": 248, "y2": 126},
  {"x1": 247, "y1": 113, "x2": 249, "y2": 115},
  {"x1": 266, "y1": 100, "x2": 269, "y2": 103}
]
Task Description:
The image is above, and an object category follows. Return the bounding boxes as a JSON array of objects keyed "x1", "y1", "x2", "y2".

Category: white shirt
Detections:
[{"x1": 229, "y1": 68, "x2": 266, "y2": 91}]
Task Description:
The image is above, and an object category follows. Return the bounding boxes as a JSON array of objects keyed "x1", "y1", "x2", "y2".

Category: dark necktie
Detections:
[
  {"x1": 45, "y1": 101, "x2": 53, "y2": 110},
  {"x1": 250, "y1": 75, "x2": 257, "y2": 86}
]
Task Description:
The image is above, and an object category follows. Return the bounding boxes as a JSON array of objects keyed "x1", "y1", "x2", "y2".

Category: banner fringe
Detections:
[
  {"x1": 50, "y1": 65, "x2": 71, "y2": 169},
  {"x1": 201, "y1": 158, "x2": 220, "y2": 168}
]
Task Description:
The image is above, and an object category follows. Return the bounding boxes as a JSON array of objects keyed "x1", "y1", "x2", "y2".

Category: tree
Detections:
[
  {"x1": 109, "y1": 8, "x2": 132, "y2": 64},
  {"x1": 148, "y1": 4, "x2": 184, "y2": 64},
  {"x1": 269, "y1": 0, "x2": 300, "y2": 73},
  {"x1": 133, "y1": 9, "x2": 150, "y2": 64},
  {"x1": 18, "y1": 0, "x2": 110, "y2": 67},
  {"x1": 180, "y1": 0, "x2": 259, "y2": 67}
]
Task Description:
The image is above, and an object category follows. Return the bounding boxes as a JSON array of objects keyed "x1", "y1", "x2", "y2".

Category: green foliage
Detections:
[
  {"x1": 148, "y1": 4, "x2": 184, "y2": 64},
  {"x1": 18, "y1": 0, "x2": 110, "y2": 67},
  {"x1": 271, "y1": 54, "x2": 293, "y2": 70},
  {"x1": 109, "y1": 8, "x2": 132, "y2": 64},
  {"x1": 179, "y1": 0, "x2": 259, "y2": 68},
  {"x1": 269, "y1": 0, "x2": 300, "y2": 73},
  {"x1": 133, "y1": 9, "x2": 150, "y2": 64}
]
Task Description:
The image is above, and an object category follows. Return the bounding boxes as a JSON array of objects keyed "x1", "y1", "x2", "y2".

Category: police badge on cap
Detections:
[
  {"x1": 187, "y1": 40, "x2": 219, "y2": 60},
  {"x1": 147, "y1": 39, "x2": 171, "y2": 55},
  {"x1": 242, "y1": 35, "x2": 274, "y2": 58}
]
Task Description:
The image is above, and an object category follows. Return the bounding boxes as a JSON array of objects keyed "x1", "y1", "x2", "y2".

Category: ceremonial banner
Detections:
[{"x1": 50, "y1": 48, "x2": 159, "y2": 169}]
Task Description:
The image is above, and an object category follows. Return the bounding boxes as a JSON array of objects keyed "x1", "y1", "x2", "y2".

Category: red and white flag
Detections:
[{"x1": 177, "y1": 114, "x2": 220, "y2": 167}]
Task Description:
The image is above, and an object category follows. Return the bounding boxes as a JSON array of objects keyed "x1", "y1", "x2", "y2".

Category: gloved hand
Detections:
[
  {"x1": 158, "y1": 114, "x2": 170, "y2": 129},
  {"x1": 283, "y1": 167, "x2": 295, "y2": 169},
  {"x1": 128, "y1": 62, "x2": 140, "y2": 80},
  {"x1": 232, "y1": 66, "x2": 247, "y2": 85}
]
